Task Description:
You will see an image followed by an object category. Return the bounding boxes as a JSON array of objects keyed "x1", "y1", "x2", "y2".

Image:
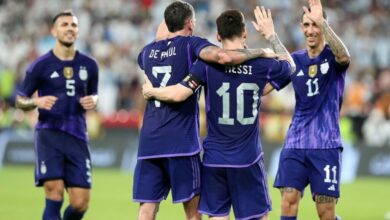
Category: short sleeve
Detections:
[
  {"x1": 267, "y1": 59, "x2": 291, "y2": 90},
  {"x1": 19, "y1": 65, "x2": 40, "y2": 97},
  {"x1": 88, "y1": 59, "x2": 99, "y2": 95},
  {"x1": 189, "y1": 36, "x2": 215, "y2": 58},
  {"x1": 137, "y1": 49, "x2": 146, "y2": 70}
]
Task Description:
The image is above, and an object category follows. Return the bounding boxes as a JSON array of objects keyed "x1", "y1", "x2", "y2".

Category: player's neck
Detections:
[
  {"x1": 307, "y1": 41, "x2": 325, "y2": 58},
  {"x1": 52, "y1": 44, "x2": 76, "y2": 61},
  {"x1": 167, "y1": 29, "x2": 192, "y2": 38},
  {"x1": 221, "y1": 39, "x2": 245, "y2": 50}
]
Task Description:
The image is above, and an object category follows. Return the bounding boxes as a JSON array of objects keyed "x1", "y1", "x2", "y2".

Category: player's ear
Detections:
[
  {"x1": 299, "y1": 22, "x2": 304, "y2": 33},
  {"x1": 243, "y1": 27, "x2": 247, "y2": 40},
  {"x1": 51, "y1": 26, "x2": 57, "y2": 37},
  {"x1": 217, "y1": 33, "x2": 222, "y2": 42}
]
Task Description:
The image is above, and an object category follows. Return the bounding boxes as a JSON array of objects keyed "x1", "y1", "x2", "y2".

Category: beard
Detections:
[{"x1": 59, "y1": 39, "x2": 74, "y2": 48}]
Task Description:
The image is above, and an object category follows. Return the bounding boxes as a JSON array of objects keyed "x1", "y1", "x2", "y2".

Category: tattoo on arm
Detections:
[
  {"x1": 280, "y1": 187, "x2": 295, "y2": 193},
  {"x1": 199, "y1": 46, "x2": 221, "y2": 63},
  {"x1": 268, "y1": 34, "x2": 296, "y2": 73},
  {"x1": 320, "y1": 21, "x2": 350, "y2": 65},
  {"x1": 15, "y1": 95, "x2": 36, "y2": 111},
  {"x1": 315, "y1": 195, "x2": 337, "y2": 204}
]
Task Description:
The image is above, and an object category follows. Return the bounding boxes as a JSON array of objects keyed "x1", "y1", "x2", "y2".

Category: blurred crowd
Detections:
[{"x1": 0, "y1": 0, "x2": 389, "y2": 147}]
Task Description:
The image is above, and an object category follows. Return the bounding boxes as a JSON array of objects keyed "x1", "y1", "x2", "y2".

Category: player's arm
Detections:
[
  {"x1": 15, "y1": 94, "x2": 58, "y2": 111},
  {"x1": 142, "y1": 74, "x2": 194, "y2": 103},
  {"x1": 252, "y1": 6, "x2": 296, "y2": 74},
  {"x1": 155, "y1": 20, "x2": 170, "y2": 41},
  {"x1": 80, "y1": 59, "x2": 99, "y2": 110},
  {"x1": 80, "y1": 95, "x2": 98, "y2": 110},
  {"x1": 303, "y1": 0, "x2": 350, "y2": 65},
  {"x1": 199, "y1": 46, "x2": 276, "y2": 65},
  {"x1": 262, "y1": 83, "x2": 275, "y2": 96}
]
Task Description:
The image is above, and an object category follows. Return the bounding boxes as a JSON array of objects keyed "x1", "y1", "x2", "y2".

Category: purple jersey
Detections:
[
  {"x1": 283, "y1": 45, "x2": 349, "y2": 149},
  {"x1": 186, "y1": 58, "x2": 291, "y2": 167},
  {"x1": 137, "y1": 36, "x2": 214, "y2": 159},
  {"x1": 18, "y1": 50, "x2": 99, "y2": 142}
]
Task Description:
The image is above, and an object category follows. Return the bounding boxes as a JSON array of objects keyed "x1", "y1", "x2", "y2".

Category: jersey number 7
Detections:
[{"x1": 152, "y1": 66, "x2": 172, "y2": 107}]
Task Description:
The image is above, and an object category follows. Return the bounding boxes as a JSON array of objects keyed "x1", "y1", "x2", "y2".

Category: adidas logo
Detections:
[
  {"x1": 50, "y1": 71, "x2": 59, "y2": 79},
  {"x1": 328, "y1": 184, "x2": 336, "y2": 191},
  {"x1": 297, "y1": 70, "x2": 304, "y2": 76},
  {"x1": 167, "y1": 41, "x2": 171, "y2": 46}
]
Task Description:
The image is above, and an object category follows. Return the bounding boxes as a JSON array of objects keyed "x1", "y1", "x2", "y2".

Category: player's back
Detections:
[
  {"x1": 137, "y1": 35, "x2": 213, "y2": 159},
  {"x1": 285, "y1": 45, "x2": 349, "y2": 149},
  {"x1": 189, "y1": 58, "x2": 291, "y2": 167}
]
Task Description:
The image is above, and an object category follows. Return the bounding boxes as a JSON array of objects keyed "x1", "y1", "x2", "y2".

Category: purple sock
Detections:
[
  {"x1": 63, "y1": 205, "x2": 85, "y2": 220},
  {"x1": 43, "y1": 198, "x2": 63, "y2": 220}
]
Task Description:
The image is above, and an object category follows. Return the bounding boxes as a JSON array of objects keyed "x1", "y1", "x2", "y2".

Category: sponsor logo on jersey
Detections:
[
  {"x1": 328, "y1": 184, "x2": 336, "y2": 191},
  {"x1": 297, "y1": 70, "x2": 304, "y2": 76},
  {"x1": 50, "y1": 71, "x2": 59, "y2": 79},
  {"x1": 308, "y1": 64, "x2": 318, "y2": 78},
  {"x1": 64, "y1": 67, "x2": 74, "y2": 79}
]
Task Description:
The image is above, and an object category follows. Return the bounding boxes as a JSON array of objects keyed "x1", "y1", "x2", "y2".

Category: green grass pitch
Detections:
[{"x1": 1, "y1": 165, "x2": 389, "y2": 219}]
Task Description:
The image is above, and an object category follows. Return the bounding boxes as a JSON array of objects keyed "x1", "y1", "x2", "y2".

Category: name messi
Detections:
[{"x1": 225, "y1": 65, "x2": 252, "y2": 75}]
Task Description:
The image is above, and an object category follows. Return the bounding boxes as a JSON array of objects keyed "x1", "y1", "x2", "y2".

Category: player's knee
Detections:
[
  {"x1": 280, "y1": 187, "x2": 300, "y2": 214},
  {"x1": 183, "y1": 196, "x2": 201, "y2": 220},
  {"x1": 139, "y1": 203, "x2": 159, "y2": 220},
  {"x1": 69, "y1": 196, "x2": 89, "y2": 212},
  {"x1": 44, "y1": 181, "x2": 64, "y2": 200},
  {"x1": 315, "y1": 195, "x2": 336, "y2": 220}
]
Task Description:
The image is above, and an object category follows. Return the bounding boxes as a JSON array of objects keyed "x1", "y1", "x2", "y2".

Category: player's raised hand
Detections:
[
  {"x1": 142, "y1": 74, "x2": 154, "y2": 100},
  {"x1": 80, "y1": 95, "x2": 98, "y2": 110},
  {"x1": 251, "y1": 6, "x2": 276, "y2": 41},
  {"x1": 303, "y1": 0, "x2": 325, "y2": 25},
  {"x1": 155, "y1": 20, "x2": 170, "y2": 41},
  {"x1": 34, "y1": 96, "x2": 58, "y2": 110}
]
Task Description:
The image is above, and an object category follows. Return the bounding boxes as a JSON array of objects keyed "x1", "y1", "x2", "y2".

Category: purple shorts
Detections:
[
  {"x1": 274, "y1": 148, "x2": 342, "y2": 199},
  {"x1": 199, "y1": 159, "x2": 271, "y2": 220},
  {"x1": 133, "y1": 154, "x2": 201, "y2": 203},
  {"x1": 35, "y1": 129, "x2": 92, "y2": 188}
]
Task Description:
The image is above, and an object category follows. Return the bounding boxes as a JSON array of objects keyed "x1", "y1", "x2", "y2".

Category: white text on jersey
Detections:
[
  {"x1": 225, "y1": 65, "x2": 253, "y2": 75},
  {"x1": 149, "y1": 47, "x2": 177, "y2": 60}
]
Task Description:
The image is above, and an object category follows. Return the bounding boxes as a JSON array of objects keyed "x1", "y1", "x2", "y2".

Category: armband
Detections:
[{"x1": 182, "y1": 74, "x2": 202, "y2": 92}]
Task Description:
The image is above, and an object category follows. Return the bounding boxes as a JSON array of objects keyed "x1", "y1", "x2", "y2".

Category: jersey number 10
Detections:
[{"x1": 217, "y1": 82, "x2": 259, "y2": 125}]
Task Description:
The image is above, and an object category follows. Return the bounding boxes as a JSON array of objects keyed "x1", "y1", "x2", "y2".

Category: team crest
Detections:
[
  {"x1": 308, "y1": 65, "x2": 318, "y2": 78},
  {"x1": 64, "y1": 67, "x2": 74, "y2": 79},
  {"x1": 79, "y1": 66, "x2": 88, "y2": 81},
  {"x1": 40, "y1": 161, "x2": 47, "y2": 174},
  {"x1": 320, "y1": 62, "x2": 329, "y2": 74}
]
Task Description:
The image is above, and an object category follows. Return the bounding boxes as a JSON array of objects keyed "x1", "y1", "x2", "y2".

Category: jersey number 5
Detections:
[
  {"x1": 217, "y1": 82, "x2": 259, "y2": 125},
  {"x1": 66, "y1": 80, "x2": 75, "y2": 96},
  {"x1": 152, "y1": 66, "x2": 172, "y2": 107}
]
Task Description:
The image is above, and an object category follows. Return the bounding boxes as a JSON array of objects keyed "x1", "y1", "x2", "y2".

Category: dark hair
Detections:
[
  {"x1": 216, "y1": 10, "x2": 245, "y2": 40},
  {"x1": 164, "y1": 1, "x2": 194, "y2": 32},
  {"x1": 300, "y1": 7, "x2": 327, "y2": 22},
  {"x1": 52, "y1": 10, "x2": 76, "y2": 24}
]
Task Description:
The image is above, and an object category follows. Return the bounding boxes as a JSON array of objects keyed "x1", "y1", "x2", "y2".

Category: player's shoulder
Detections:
[
  {"x1": 26, "y1": 51, "x2": 53, "y2": 73},
  {"x1": 247, "y1": 56, "x2": 281, "y2": 67},
  {"x1": 291, "y1": 48, "x2": 307, "y2": 58},
  {"x1": 76, "y1": 50, "x2": 98, "y2": 65}
]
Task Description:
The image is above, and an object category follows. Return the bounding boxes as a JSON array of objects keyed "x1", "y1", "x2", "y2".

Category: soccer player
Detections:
[
  {"x1": 15, "y1": 10, "x2": 98, "y2": 220},
  {"x1": 134, "y1": 1, "x2": 276, "y2": 220},
  {"x1": 271, "y1": 0, "x2": 351, "y2": 220},
  {"x1": 142, "y1": 6, "x2": 295, "y2": 220}
]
